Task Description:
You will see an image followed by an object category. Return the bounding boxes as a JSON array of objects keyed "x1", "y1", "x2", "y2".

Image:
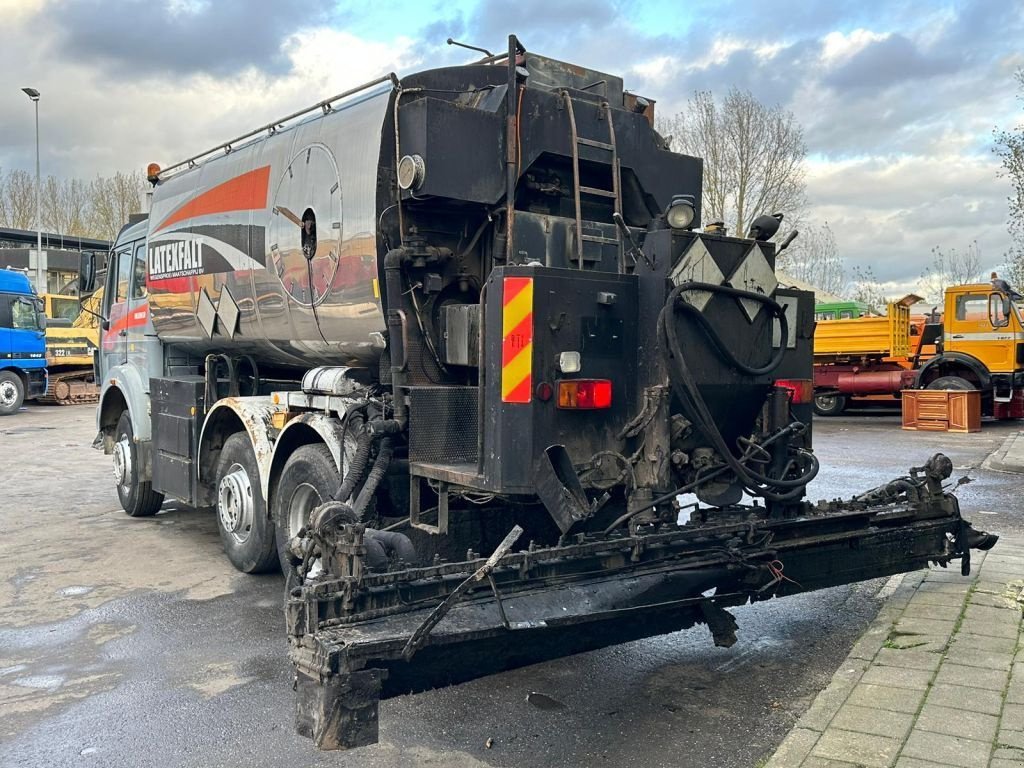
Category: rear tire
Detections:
[
  {"x1": 273, "y1": 444, "x2": 340, "y2": 573},
  {"x1": 926, "y1": 375, "x2": 975, "y2": 391},
  {"x1": 813, "y1": 393, "x2": 847, "y2": 416},
  {"x1": 113, "y1": 411, "x2": 164, "y2": 517},
  {"x1": 0, "y1": 371, "x2": 25, "y2": 416},
  {"x1": 214, "y1": 432, "x2": 278, "y2": 574}
]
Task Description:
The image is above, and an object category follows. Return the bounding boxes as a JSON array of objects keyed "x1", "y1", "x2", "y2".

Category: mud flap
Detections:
[{"x1": 535, "y1": 444, "x2": 592, "y2": 534}]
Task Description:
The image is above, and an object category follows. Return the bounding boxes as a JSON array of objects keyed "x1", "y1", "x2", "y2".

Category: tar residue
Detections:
[{"x1": 527, "y1": 691, "x2": 566, "y2": 711}]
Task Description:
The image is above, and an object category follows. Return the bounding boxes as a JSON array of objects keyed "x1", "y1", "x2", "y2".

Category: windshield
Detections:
[
  {"x1": 12, "y1": 297, "x2": 45, "y2": 331},
  {"x1": 1013, "y1": 299, "x2": 1024, "y2": 327},
  {"x1": 50, "y1": 296, "x2": 79, "y2": 322}
]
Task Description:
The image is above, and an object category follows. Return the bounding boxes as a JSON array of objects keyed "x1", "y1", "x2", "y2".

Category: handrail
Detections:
[{"x1": 156, "y1": 72, "x2": 400, "y2": 180}]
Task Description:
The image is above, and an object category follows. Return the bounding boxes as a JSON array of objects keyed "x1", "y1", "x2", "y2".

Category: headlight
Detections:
[{"x1": 666, "y1": 195, "x2": 695, "y2": 230}]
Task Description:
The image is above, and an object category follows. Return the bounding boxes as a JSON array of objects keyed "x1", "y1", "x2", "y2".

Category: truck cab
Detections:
[
  {"x1": 916, "y1": 283, "x2": 1024, "y2": 417},
  {"x1": 0, "y1": 269, "x2": 47, "y2": 415}
]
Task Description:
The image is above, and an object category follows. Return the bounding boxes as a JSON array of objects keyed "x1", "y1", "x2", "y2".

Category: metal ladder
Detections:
[{"x1": 561, "y1": 91, "x2": 622, "y2": 270}]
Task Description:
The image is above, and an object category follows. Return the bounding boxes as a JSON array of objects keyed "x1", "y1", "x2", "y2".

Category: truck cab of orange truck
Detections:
[{"x1": 915, "y1": 283, "x2": 1024, "y2": 418}]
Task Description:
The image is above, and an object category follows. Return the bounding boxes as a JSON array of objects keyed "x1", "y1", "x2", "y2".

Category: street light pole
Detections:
[{"x1": 21, "y1": 87, "x2": 41, "y2": 294}]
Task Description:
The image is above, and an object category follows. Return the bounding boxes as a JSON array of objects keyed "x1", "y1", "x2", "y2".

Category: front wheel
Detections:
[
  {"x1": 0, "y1": 371, "x2": 25, "y2": 416},
  {"x1": 214, "y1": 432, "x2": 278, "y2": 574},
  {"x1": 813, "y1": 392, "x2": 847, "y2": 417},
  {"x1": 113, "y1": 411, "x2": 164, "y2": 517},
  {"x1": 926, "y1": 375, "x2": 975, "y2": 391}
]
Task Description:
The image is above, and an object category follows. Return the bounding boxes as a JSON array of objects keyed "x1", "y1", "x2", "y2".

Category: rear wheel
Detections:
[
  {"x1": 926, "y1": 375, "x2": 975, "y2": 391},
  {"x1": 273, "y1": 443, "x2": 340, "y2": 573},
  {"x1": 0, "y1": 371, "x2": 25, "y2": 416},
  {"x1": 215, "y1": 432, "x2": 278, "y2": 573},
  {"x1": 113, "y1": 411, "x2": 164, "y2": 517},
  {"x1": 813, "y1": 393, "x2": 847, "y2": 417}
]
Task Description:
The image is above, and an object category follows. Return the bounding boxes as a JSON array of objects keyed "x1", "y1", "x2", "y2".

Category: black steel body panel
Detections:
[
  {"x1": 480, "y1": 266, "x2": 638, "y2": 493},
  {"x1": 151, "y1": 376, "x2": 206, "y2": 504}
]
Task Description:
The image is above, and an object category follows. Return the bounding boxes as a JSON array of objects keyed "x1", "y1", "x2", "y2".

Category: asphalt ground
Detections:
[{"x1": 0, "y1": 403, "x2": 1018, "y2": 768}]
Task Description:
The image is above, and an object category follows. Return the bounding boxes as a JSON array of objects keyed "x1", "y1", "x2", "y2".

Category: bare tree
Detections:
[
  {"x1": 1, "y1": 169, "x2": 38, "y2": 230},
  {"x1": 42, "y1": 175, "x2": 91, "y2": 238},
  {"x1": 88, "y1": 170, "x2": 145, "y2": 241},
  {"x1": 659, "y1": 88, "x2": 807, "y2": 237},
  {"x1": 776, "y1": 221, "x2": 844, "y2": 296},
  {"x1": 847, "y1": 265, "x2": 889, "y2": 312},
  {"x1": 918, "y1": 241, "x2": 983, "y2": 304},
  {"x1": 994, "y1": 68, "x2": 1024, "y2": 284}
]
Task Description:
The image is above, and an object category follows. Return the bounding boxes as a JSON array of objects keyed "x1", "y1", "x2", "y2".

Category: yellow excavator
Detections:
[{"x1": 40, "y1": 289, "x2": 102, "y2": 405}]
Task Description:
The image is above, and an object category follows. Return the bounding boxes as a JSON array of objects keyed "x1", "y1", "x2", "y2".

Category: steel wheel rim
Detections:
[
  {"x1": 287, "y1": 482, "x2": 323, "y2": 540},
  {"x1": 816, "y1": 395, "x2": 838, "y2": 410},
  {"x1": 0, "y1": 381, "x2": 18, "y2": 407},
  {"x1": 113, "y1": 435, "x2": 132, "y2": 492},
  {"x1": 218, "y1": 463, "x2": 255, "y2": 545}
]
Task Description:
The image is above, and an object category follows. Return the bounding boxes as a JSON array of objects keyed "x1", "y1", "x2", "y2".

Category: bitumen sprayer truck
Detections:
[{"x1": 79, "y1": 37, "x2": 997, "y2": 749}]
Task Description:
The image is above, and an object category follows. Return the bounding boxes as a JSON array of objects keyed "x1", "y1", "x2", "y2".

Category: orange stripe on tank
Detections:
[{"x1": 154, "y1": 166, "x2": 271, "y2": 234}]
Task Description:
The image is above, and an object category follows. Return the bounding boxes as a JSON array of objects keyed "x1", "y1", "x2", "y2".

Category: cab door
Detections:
[
  {"x1": 9, "y1": 293, "x2": 46, "y2": 362},
  {"x1": 100, "y1": 244, "x2": 132, "y2": 375},
  {"x1": 945, "y1": 291, "x2": 1014, "y2": 373},
  {"x1": 125, "y1": 240, "x2": 159, "y2": 382}
]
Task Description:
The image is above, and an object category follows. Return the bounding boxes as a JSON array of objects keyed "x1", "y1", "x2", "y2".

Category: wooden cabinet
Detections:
[{"x1": 902, "y1": 390, "x2": 981, "y2": 433}]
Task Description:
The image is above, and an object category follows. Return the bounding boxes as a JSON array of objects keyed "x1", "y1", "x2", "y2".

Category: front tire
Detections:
[
  {"x1": 113, "y1": 411, "x2": 164, "y2": 517},
  {"x1": 214, "y1": 432, "x2": 278, "y2": 574},
  {"x1": 0, "y1": 371, "x2": 25, "y2": 416},
  {"x1": 273, "y1": 444, "x2": 340, "y2": 573},
  {"x1": 926, "y1": 375, "x2": 975, "y2": 391},
  {"x1": 813, "y1": 392, "x2": 847, "y2": 417}
]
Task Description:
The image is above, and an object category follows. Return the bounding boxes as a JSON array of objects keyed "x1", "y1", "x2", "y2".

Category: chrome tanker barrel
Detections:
[{"x1": 146, "y1": 83, "x2": 393, "y2": 370}]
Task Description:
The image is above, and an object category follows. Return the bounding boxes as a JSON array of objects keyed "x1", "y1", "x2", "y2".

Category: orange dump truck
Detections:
[{"x1": 813, "y1": 285, "x2": 1024, "y2": 418}]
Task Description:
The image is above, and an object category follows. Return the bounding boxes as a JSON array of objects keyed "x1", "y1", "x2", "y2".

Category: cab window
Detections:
[
  {"x1": 954, "y1": 294, "x2": 987, "y2": 322},
  {"x1": 115, "y1": 248, "x2": 132, "y2": 303},
  {"x1": 839, "y1": 310, "x2": 854, "y2": 319},
  {"x1": 11, "y1": 296, "x2": 42, "y2": 330},
  {"x1": 989, "y1": 294, "x2": 1010, "y2": 327},
  {"x1": 131, "y1": 243, "x2": 148, "y2": 300}
]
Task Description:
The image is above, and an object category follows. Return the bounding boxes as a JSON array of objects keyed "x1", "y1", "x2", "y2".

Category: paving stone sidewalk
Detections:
[{"x1": 763, "y1": 538, "x2": 1024, "y2": 768}]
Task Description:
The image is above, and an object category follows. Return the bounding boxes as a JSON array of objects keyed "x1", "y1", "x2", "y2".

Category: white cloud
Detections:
[{"x1": 819, "y1": 29, "x2": 889, "y2": 66}]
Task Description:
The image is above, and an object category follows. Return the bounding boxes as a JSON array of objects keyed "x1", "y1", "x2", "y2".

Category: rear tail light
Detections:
[
  {"x1": 557, "y1": 379, "x2": 612, "y2": 409},
  {"x1": 775, "y1": 378, "x2": 813, "y2": 404},
  {"x1": 774, "y1": 376, "x2": 815, "y2": 403}
]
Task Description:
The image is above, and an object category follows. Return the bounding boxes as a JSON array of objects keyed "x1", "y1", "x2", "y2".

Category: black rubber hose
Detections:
[
  {"x1": 658, "y1": 288, "x2": 818, "y2": 501},
  {"x1": 660, "y1": 297, "x2": 803, "y2": 490},
  {"x1": 366, "y1": 529, "x2": 418, "y2": 565},
  {"x1": 670, "y1": 281, "x2": 788, "y2": 376},
  {"x1": 352, "y1": 438, "x2": 393, "y2": 519},
  {"x1": 363, "y1": 534, "x2": 389, "y2": 571},
  {"x1": 333, "y1": 430, "x2": 374, "y2": 503}
]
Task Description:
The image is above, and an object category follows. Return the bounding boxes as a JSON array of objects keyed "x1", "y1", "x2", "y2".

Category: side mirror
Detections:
[{"x1": 80, "y1": 251, "x2": 98, "y2": 295}]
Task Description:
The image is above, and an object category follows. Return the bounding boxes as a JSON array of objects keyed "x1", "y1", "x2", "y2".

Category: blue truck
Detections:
[{"x1": 0, "y1": 269, "x2": 47, "y2": 415}]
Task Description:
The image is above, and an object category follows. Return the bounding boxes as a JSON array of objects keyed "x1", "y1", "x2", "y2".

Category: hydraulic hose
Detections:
[
  {"x1": 352, "y1": 438, "x2": 393, "y2": 519},
  {"x1": 669, "y1": 281, "x2": 789, "y2": 376},
  {"x1": 364, "y1": 529, "x2": 418, "y2": 570},
  {"x1": 658, "y1": 282, "x2": 818, "y2": 503},
  {"x1": 333, "y1": 430, "x2": 374, "y2": 503}
]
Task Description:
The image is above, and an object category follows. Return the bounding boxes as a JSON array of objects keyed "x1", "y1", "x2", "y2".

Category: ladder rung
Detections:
[
  {"x1": 577, "y1": 138, "x2": 614, "y2": 151},
  {"x1": 579, "y1": 186, "x2": 617, "y2": 198},
  {"x1": 581, "y1": 234, "x2": 620, "y2": 245}
]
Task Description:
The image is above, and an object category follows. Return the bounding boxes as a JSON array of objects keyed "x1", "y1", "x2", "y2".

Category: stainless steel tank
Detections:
[{"x1": 147, "y1": 85, "x2": 392, "y2": 369}]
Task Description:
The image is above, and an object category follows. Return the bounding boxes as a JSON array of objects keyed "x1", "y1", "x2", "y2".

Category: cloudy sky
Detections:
[{"x1": 1, "y1": 0, "x2": 1021, "y2": 295}]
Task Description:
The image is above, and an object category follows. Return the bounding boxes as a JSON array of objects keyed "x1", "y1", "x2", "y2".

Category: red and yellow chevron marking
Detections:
[{"x1": 501, "y1": 276, "x2": 534, "y2": 403}]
